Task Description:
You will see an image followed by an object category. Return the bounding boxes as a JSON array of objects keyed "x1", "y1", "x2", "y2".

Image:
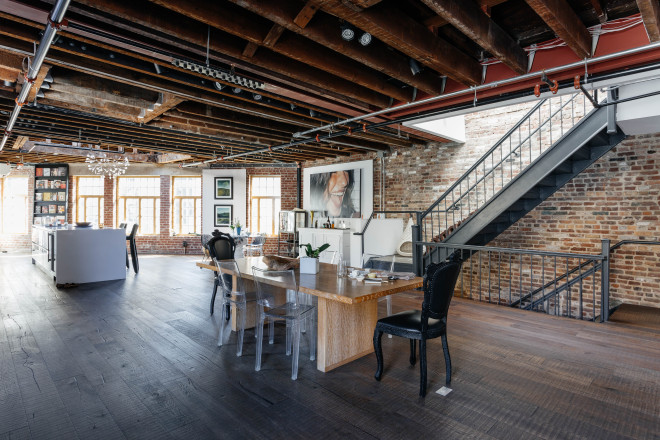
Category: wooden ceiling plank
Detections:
[
  {"x1": 293, "y1": 1, "x2": 321, "y2": 28},
  {"x1": 11, "y1": 135, "x2": 28, "y2": 150},
  {"x1": 636, "y1": 0, "x2": 660, "y2": 42},
  {"x1": 523, "y1": 0, "x2": 591, "y2": 59},
  {"x1": 26, "y1": 64, "x2": 51, "y2": 101},
  {"x1": 147, "y1": 0, "x2": 408, "y2": 103},
  {"x1": 228, "y1": 0, "x2": 445, "y2": 95},
  {"x1": 421, "y1": 0, "x2": 527, "y2": 74},
  {"x1": 317, "y1": 0, "x2": 482, "y2": 85}
]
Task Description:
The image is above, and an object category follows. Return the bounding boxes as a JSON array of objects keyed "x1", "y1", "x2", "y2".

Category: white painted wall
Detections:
[{"x1": 202, "y1": 169, "x2": 246, "y2": 235}]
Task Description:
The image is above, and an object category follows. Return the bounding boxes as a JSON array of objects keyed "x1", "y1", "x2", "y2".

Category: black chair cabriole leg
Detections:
[
  {"x1": 409, "y1": 339, "x2": 417, "y2": 366},
  {"x1": 373, "y1": 329, "x2": 384, "y2": 381},
  {"x1": 210, "y1": 276, "x2": 219, "y2": 315},
  {"x1": 419, "y1": 338, "x2": 427, "y2": 397},
  {"x1": 130, "y1": 239, "x2": 139, "y2": 274},
  {"x1": 442, "y1": 333, "x2": 452, "y2": 386}
]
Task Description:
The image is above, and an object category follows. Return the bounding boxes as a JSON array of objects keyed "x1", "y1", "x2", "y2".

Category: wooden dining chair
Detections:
[{"x1": 373, "y1": 260, "x2": 462, "y2": 397}]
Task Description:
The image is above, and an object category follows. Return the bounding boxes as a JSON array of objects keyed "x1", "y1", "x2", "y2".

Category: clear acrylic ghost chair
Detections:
[
  {"x1": 252, "y1": 266, "x2": 316, "y2": 380},
  {"x1": 318, "y1": 250, "x2": 337, "y2": 265},
  {"x1": 362, "y1": 253, "x2": 396, "y2": 315},
  {"x1": 215, "y1": 259, "x2": 257, "y2": 357},
  {"x1": 244, "y1": 234, "x2": 266, "y2": 256}
]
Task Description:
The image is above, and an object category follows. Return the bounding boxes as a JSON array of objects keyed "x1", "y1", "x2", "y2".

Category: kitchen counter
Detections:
[{"x1": 32, "y1": 225, "x2": 127, "y2": 284}]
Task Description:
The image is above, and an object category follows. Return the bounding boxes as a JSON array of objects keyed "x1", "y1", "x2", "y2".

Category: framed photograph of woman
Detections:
[
  {"x1": 214, "y1": 177, "x2": 233, "y2": 199},
  {"x1": 309, "y1": 168, "x2": 361, "y2": 218},
  {"x1": 214, "y1": 205, "x2": 232, "y2": 227}
]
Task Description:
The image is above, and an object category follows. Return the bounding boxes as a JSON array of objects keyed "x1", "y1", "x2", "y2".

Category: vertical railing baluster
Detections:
[
  {"x1": 554, "y1": 256, "x2": 558, "y2": 315},
  {"x1": 478, "y1": 251, "x2": 482, "y2": 302},
  {"x1": 488, "y1": 251, "x2": 492, "y2": 303},
  {"x1": 578, "y1": 258, "x2": 583, "y2": 319},
  {"x1": 566, "y1": 257, "x2": 570, "y2": 318},
  {"x1": 509, "y1": 252, "x2": 512, "y2": 305},
  {"x1": 519, "y1": 253, "x2": 523, "y2": 308},
  {"x1": 592, "y1": 260, "x2": 596, "y2": 321},
  {"x1": 498, "y1": 251, "x2": 502, "y2": 305},
  {"x1": 541, "y1": 255, "x2": 545, "y2": 313}
]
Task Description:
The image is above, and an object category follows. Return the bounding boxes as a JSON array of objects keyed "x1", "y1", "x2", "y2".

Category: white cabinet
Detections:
[{"x1": 298, "y1": 228, "x2": 351, "y2": 263}]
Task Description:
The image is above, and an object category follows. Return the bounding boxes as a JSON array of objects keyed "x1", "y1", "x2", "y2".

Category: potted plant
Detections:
[
  {"x1": 299, "y1": 243, "x2": 330, "y2": 274},
  {"x1": 233, "y1": 218, "x2": 242, "y2": 235}
]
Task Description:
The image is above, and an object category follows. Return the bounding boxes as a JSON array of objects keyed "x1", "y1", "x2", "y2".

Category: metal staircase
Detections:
[{"x1": 417, "y1": 92, "x2": 626, "y2": 269}]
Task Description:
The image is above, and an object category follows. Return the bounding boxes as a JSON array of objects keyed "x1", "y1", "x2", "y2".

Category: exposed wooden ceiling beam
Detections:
[
  {"x1": 589, "y1": 0, "x2": 608, "y2": 23},
  {"x1": 228, "y1": 0, "x2": 446, "y2": 95},
  {"x1": 523, "y1": 0, "x2": 591, "y2": 59},
  {"x1": 242, "y1": 41, "x2": 259, "y2": 57},
  {"x1": 64, "y1": 0, "x2": 390, "y2": 108},
  {"x1": 421, "y1": 0, "x2": 527, "y2": 74},
  {"x1": 263, "y1": 24, "x2": 286, "y2": 48},
  {"x1": 636, "y1": 0, "x2": 660, "y2": 42},
  {"x1": 147, "y1": 0, "x2": 410, "y2": 103},
  {"x1": 294, "y1": 1, "x2": 321, "y2": 28},
  {"x1": 0, "y1": 49, "x2": 23, "y2": 82},
  {"x1": 316, "y1": 0, "x2": 482, "y2": 85},
  {"x1": 140, "y1": 93, "x2": 184, "y2": 123}
]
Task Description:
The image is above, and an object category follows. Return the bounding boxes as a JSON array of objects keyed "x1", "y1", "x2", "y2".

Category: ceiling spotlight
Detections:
[
  {"x1": 253, "y1": 93, "x2": 262, "y2": 101},
  {"x1": 359, "y1": 32, "x2": 372, "y2": 46},
  {"x1": 409, "y1": 58, "x2": 422, "y2": 76},
  {"x1": 232, "y1": 87, "x2": 242, "y2": 94},
  {"x1": 340, "y1": 23, "x2": 355, "y2": 41},
  {"x1": 214, "y1": 82, "x2": 225, "y2": 91}
]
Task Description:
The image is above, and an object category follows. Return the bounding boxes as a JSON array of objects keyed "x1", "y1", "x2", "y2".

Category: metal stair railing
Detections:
[
  {"x1": 420, "y1": 92, "x2": 595, "y2": 243},
  {"x1": 420, "y1": 240, "x2": 609, "y2": 321}
]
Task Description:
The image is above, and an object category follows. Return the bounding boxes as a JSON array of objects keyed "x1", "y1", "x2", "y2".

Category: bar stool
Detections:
[{"x1": 126, "y1": 223, "x2": 139, "y2": 274}]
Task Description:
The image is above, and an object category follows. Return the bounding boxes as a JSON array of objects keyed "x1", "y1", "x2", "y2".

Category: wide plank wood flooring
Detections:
[{"x1": 0, "y1": 254, "x2": 658, "y2": 439}]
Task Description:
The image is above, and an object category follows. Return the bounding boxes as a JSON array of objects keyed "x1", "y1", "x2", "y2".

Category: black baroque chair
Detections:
[
  {"x1": 126, "y1": 223, "x2": 139, "y2": 274},
  {"x1": 373, "y1": 259, "x2": 462, "y2": 397},
  {"x1": 207, "y1": 231, "x2": 236, "y2": 315}
]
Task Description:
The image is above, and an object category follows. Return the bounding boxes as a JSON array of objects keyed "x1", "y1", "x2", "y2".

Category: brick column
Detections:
[
  {"x1": 104, "y1": 177, "x2": 114, "y2": 227},
  {"x1": 160, "y1": 175, "x2": 170, "y2": 236}
]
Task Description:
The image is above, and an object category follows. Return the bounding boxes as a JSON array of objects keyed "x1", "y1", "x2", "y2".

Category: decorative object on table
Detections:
[
  {"x1": 232, "y1": 217, "x2": 242, "y2": 235},
  {"x1": 262, "y1": 255, "x2": 299, "y2": 270},
  {"x1": 373, "y1": 260, "x2": 462, "y2": 397},
  {"x1": 214, "y1": 205, "x2": 232, "y2": 227},
  {"x1": 85, "y1": 151, "x2": 129, "y2": 179},
  {"x1": 214, "y1": 177, "x2": 233, "y2": 199},
  {"x1": 299, "y1": 242, "x2": 330, "y2": 274}
]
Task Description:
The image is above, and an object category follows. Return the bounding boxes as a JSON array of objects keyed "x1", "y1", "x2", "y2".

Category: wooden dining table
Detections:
[{"x1": 196, "y1": 256, "x2": 423, "y2": 372}]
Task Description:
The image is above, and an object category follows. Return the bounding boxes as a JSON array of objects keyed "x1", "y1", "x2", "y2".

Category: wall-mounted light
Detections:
[
  {"x1": 409, "y1": 58, "x2": 422, "y2": 76},
  {"x1": 340, "y1": 23, "x2": 355, "y2": 41},
  {"x1": 359, "y1": 32, "x2": 372, "y2": 46}
]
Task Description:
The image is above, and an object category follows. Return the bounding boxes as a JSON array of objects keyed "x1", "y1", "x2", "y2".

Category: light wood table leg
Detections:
[{"x1": 316, "y1": 297, "x2": 378, "y2": 372}]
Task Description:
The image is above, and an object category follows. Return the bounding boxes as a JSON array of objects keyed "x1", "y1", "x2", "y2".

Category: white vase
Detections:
[{"x1": 300, "y1": 257, "x2": 319, "y2": 274}]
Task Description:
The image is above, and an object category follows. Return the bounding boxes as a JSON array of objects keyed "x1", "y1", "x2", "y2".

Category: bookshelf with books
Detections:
[{"x1": 33, "y1": 164, "x2": 69, "y2": 227}]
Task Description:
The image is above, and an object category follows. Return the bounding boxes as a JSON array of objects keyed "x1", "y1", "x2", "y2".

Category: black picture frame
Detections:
[
  {"x1": 214, "y1": 205, "x2": 232, "y2": 227},
  {"x1": 214, "y1": 177, "x2": 233, "y2": 199}
]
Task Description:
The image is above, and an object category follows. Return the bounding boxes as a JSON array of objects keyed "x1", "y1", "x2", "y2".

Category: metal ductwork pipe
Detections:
[{"x1": 0, "y1": 0, "x2": 71, "y2": 151}]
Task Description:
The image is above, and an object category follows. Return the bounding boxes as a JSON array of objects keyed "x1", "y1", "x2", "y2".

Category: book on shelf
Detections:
[
  {"x1": 59, "y1": 167, "x2": 67, "y2": 176},
  {"x1": 43, "y1": 168, "x2": 50, "y2": 177},
  {"x1": 52, "y1": 168, "x2": 59, "y2": 176},
  {"x1": 34, "y1": 217, "x2": 42, "y2": 226},
  {"x1": 49, "y1": 205, "x2": 56, "y2": 214},
  {"x1": 35, "y1": 193, "x2": 42, "y2": 202},
  {"x1": 41, "y1": 206, "x2": 48, "y2": 214},
  {"x1": 36, "y1": 168, "x2": 43, "y2": 177},
  {"x1": 51, "y1": 180, "x2": 59, "y2": 189},
  {"x1": 57, "y1": 205, "x2": 65, "y2": 214},
  {"x1": 43, "y1": 192, "x2": 51, "y2": 201},
  {"x1": 57, "y1": 192, "x2": 66, "y2": 201}
]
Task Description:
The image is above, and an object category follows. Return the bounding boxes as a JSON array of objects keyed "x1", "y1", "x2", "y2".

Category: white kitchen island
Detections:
[{"x1": 32, "y1": 226, "x2": 126, "y2": 284}]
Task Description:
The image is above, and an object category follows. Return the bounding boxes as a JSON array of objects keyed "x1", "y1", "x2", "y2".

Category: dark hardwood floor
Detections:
[{"x1": 1, "y1": 253, "x2": 658, "y2": 439}]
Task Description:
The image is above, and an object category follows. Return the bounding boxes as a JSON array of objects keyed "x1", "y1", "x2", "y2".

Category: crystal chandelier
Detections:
[{"x1": 85, "y1": 152, "x2": 129, "y2": 179}]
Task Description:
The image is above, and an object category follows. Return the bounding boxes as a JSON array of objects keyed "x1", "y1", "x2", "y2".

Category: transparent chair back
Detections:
[
  {"x1": 214, "y1": 259, "x2": 255, "y2": 356},
  {"x1": 251, "y1": 266, "x2": 316, "y2": 380},
  {"x1": 362, "y1": 253, "x2": 396, "y2": 318},
  {"x1": 244, "y1": 234, "x2": 266, "y2": 256}
]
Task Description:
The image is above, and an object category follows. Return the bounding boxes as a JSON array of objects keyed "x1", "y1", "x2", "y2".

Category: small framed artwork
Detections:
[
  {"x1": 214, "y1": 205, "x2": 232, "y2": 227},
  {"x1": 214, "y1": 177, "x2": 233, "y2": 199}
]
